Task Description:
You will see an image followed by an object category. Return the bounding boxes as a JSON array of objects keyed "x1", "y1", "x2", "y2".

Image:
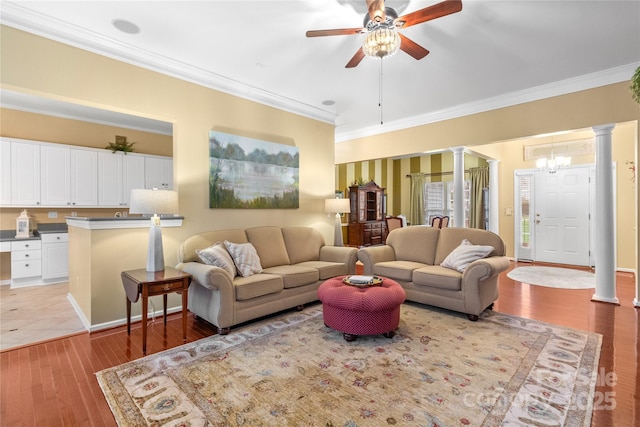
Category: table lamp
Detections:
[
  {"x1": 325, "y1": 198, "x2": 351, "y2": 246},
  {"x1": 129, "y1": 188, "x2": 179, "y2": 272}
]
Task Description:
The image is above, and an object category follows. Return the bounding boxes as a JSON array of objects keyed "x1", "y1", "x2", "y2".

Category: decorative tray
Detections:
[{"x1": 342, "y1": 275, "x2": 384, "y2": 287}]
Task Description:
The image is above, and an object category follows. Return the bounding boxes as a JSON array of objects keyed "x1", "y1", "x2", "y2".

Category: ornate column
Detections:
[
  {"x1": 451, "y1": 146, "x2": 465, "y2": 227},
  {"x1": 591, "y1": 124, "x2": 619, "y2": 304},
  {"x1": 488, "y1": 160, "x2": 500, "y2": 234}
]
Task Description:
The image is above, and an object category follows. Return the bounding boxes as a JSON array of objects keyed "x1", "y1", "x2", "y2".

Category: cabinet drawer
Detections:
[
  {"x1": 11, "y1": 240, "x2": 41, "y2": 251},
  {"x1": 11, "y1": 249, "x2": 41, "y2": 261},
  {"x1": 147, "y1": 280, "x2": 185, "y2": 295},
  {"x1": 371, "y1": 228, "x2": 382, "y2": 237},
  {"x1": 12, "y1": 259, "x2": 42, "y2": 278},
  {"x1": 41, "y1": 233, "x2": 69, "y2": 244}
]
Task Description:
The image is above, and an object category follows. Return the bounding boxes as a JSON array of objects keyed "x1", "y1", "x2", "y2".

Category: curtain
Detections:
[
  {"x1": 469, "y1": 167, "x2": 489, "y2": 229},
  {"x1": 409, "y1": 173, "x2": 426, "y2": 226}
]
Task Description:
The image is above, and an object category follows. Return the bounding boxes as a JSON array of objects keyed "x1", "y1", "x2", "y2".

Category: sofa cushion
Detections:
[
  {"x1": 282, "y1": 227, "x2": 324, "y2": 264},
  {"x1": 245, "y1": 226, "x2": 291, "y2": 268},
  {"x1": 234, "y1": 274, "x2": 283, "y2": 300},
  {"x1": 372, "y1": 260, "x2": 430, "y2": 282},
  {"x1": 224, "y1": 241, "x2": 263, "y2": 277},
  {"x1": 413, "y1": 265, "x2": 462, "y2": 291},
  {"x1": 262, "y1": 265, "x2": 319, "y2": 288},
  {"x1": 195, "y1": 241, "x2": 236, "y2": 278},
  {"x1": 386, "y1": 226, "x2": 441, "y2": 265},
  {"x1": 440, "y1": 239, "x2": 494, "y2": 272},
  {"x1": 435, "y1": 228, "x2": 505, "y2": 265},
  {"x1": 295, "y1": 261, "x2": 348, "y2": 280}
]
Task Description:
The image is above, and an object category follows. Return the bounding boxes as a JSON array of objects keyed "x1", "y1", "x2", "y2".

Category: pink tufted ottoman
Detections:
[{"x1": 317, "y1": 276, "x2": 406, "y2": 341}]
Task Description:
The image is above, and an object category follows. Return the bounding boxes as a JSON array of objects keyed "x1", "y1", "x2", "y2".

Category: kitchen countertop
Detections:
[{"x1": 0, "y1": 223, "x2": 68, "y2": 242}]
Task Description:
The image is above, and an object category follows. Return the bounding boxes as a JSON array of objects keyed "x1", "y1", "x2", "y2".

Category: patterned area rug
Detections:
[
  {"x1": 507, "y1": 267, "x2": 596, "y2": 289},
  {"x1": 97, "y1": 304, "x2": 601, "y2": 426}
]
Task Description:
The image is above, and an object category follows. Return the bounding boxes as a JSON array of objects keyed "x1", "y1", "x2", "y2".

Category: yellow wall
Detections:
[
  {"x1": 1, "y1": 26, "x2": 337, "y2": 327},
  {"x1": 0, "y1": 108, "x2": 172, "y2": 156}
]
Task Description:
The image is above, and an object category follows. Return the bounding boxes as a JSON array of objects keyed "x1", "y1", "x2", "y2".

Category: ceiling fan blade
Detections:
[
  {"x1": 345, "y1": 48, "x2": 366, "y2": 68},
  {"x1": 394, "y1": 0, "x2": 462, "y2": 29},
  {"x1": 306, "y1": 28, "x2": 364, "y2": 37},
  {"x1": 399, "y1": 34, "x2": 430, "y2": 60}
]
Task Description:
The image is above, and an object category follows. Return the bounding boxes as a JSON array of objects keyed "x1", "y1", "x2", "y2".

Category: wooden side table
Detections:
[{"x1": 121, "y1": 267, "x2": 192, "y2": 354}]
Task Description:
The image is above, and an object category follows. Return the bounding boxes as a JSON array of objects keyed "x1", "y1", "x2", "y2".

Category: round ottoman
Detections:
[{"x1": 317, "y1": 276, "x2": 406, "y2": 341}]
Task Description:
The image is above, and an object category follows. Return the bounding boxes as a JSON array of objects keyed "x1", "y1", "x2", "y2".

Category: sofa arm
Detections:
[
  {"x1": 176, "y1": 262, "x2": 234, "y2": 292},
  {"x1": 357, "y1": 245, "x2": 396, "y2": 275},
  {"x1": 462, "y1": 256, "x2": 510, "y2": 282},
  {"x1": 319, "y1": 246, "x2": 359, "y2": 274}
]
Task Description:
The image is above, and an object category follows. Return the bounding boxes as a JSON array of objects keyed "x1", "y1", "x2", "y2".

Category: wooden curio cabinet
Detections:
[{"x1": 348, "y1": 181, "x2": 387, "y2": 246}]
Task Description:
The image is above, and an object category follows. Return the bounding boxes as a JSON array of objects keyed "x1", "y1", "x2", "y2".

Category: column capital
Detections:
[
  {"x1": 487, "y1": 159, "x2": 501, "y2": 165},
  {"x1": 449, "y1": 146, "x2": 465, "y2": 154},
  {"x1": 592, "y1": 123, "x2": 616, "y2": 136}
]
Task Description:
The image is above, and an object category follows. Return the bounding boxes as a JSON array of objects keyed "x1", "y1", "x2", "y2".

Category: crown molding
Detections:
[
  {"x1": 0, "y1": 2, "x2": 337, "y2": 126},
  {"x1": 335, "y1": 62, "x2": 639, "y2": 143}
]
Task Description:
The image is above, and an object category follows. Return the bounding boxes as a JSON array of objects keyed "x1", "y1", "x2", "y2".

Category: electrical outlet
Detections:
[{"x1": 48, "y1": 211, "x2": 58, "y2": 219}]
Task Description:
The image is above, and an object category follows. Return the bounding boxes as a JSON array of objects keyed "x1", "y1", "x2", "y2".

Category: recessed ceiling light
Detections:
[
  {"x1": 112, "y1": 19, "x2": 140, "y2": 35},
  {"x1": 322, "y1": 100, "x2": 335, "y2": 106}
]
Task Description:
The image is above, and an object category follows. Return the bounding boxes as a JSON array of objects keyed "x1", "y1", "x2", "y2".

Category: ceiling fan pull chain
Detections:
[{"x1": 379, "y1": 59, "x2": 384, "y2": 125}]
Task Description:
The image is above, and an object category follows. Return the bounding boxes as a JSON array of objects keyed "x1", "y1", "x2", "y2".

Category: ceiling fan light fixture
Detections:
[{"x1": 362, "y1": 27, "x2": 400, "y2": 59}]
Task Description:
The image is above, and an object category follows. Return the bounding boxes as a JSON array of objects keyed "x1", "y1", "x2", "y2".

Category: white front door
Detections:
[{"x1": 533, "y1": 166, "x2": 590, "y2": 265}]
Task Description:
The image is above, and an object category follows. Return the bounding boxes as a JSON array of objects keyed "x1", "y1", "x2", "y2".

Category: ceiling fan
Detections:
[{"x1": 306, "y1": 0, "x2": 463, "y2": 68}]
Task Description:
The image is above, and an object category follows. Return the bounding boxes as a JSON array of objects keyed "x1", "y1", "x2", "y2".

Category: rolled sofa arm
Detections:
[
  {"x1": 176, "y1": 261, "x2": 234, "y2": 292},
  {"x1": 357, "y1": 245, "x2": 396, "y2": 275},
  {"x1": 319, "y1": 246, "x2": 359, "y2": 274},
  {"x1": 462, "y1": 256, "x2": 511, "y2": 282}
]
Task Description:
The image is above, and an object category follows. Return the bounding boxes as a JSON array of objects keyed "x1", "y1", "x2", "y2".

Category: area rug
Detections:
[
  {"x1": 96, "y1": 304, "x2": 601, "y2": 426},
  {"x1": 507, "y1": 266, "x2": 596, "y2": 289}
]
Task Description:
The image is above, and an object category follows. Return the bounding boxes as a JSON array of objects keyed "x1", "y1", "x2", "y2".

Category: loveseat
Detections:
[
  {"x1": 357, "y1": 226, "x2": 510, "y2": 320},
  {"x1": 176, "y1": 226, "x2": 358, "y2": 334}
]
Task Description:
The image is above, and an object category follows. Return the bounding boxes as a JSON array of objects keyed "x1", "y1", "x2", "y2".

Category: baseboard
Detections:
[
  {"x1": 88, "y1": 305, "x2": 183, "y2": 333},
  {"x1": 66, "y1": 293, "x2": 90, "y2": 332}
]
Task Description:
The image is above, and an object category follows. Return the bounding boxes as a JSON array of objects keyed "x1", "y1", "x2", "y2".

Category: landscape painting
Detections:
[{"x1": 208, "y1": 131, "x2": 299, "y2": 209}]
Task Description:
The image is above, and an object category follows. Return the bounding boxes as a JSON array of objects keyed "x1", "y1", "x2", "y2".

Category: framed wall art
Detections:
[{"x1": 208, "y1": 131, "x2": 299, "y2": 209}]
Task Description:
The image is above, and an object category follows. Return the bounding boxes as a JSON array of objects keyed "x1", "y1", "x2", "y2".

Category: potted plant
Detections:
[
  {"x1": 105, "y1": 135, "x2": 136, "y2": 154},
  {"x1": 631, "y1": 66, "x2": 640, "y2": 105}
]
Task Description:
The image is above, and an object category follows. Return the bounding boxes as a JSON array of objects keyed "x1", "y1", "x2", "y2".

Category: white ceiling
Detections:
[{"x1": 1, "y1": 0, "x2": 639, "y2": 142}]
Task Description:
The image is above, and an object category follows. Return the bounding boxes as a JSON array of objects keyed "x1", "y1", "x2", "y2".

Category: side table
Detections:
[{"x1": 121, "y1": 267, "x2": 192, "y2": 354}]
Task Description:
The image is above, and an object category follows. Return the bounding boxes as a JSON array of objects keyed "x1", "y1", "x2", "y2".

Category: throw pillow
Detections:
[
  {"x1": 195, "y1": 242, "x2": 236, "y2": 278},
  {"x1": 441, "y1": 239, "x2": 494, "y2": 273},
  {"x1": 224, "y1": 240, "x2": 263, "y2": 277}
]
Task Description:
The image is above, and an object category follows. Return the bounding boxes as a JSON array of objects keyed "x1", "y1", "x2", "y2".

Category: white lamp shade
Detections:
[
  {"x1": 325, "y1": 198, "x2": 351, "y2": 214},
  {"x1": 129, "y1": 189, "x2": 178, "y2": 215}
]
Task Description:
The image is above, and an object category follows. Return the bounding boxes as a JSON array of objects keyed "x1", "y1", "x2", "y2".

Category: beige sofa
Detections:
[
  {"x1": 176, "y1": 226, "x2": 358, "y2": 334},
  {"x1": 357, "y1": 226, "x2": 509, "y2": 320}
]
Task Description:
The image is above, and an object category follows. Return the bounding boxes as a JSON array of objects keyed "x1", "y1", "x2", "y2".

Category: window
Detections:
[{"x1": 424, "y1": 180, "x2": 470, "y2": 226}]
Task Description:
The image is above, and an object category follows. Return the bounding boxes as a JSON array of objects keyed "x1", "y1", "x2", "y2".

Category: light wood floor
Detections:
[{"x1": 0, "y1": 262, "x2": 637, "y2": 426}]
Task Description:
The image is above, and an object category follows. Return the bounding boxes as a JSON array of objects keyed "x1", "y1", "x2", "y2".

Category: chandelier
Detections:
[
  {"x1": 536, "y1": 145, "x2": 571, "y2": 173},
  {"x1": 362, "y1": 27, "x2": 400, "y2": 59}
]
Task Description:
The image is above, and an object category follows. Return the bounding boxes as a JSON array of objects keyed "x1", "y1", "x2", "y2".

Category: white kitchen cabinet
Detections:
[
  {"x1": 41, "y1": 233, "x2": 69, "y2": 281},
  {"x1": 11, "y1": 240, "x2": 42, "y2": 287},
  {"x1": 145, "y1": 156, "x2": 173, "y2": 189},
  {"x1": 70, "y1": 149, "x2": 98, "y2": 206},
  {"x1": 98, "y1": 151, "x2": 124, "y2": 206},
  {"x1": 98, "y1": 152, "x2": 146, "y2": 207},
  {"x1": 122, "y1": 154, "x2": 145, "y2": 206},
  {"x1": 40, "y1": 145, "x2": 71, "y2": 206},
  {"x1": 10, "y1": 140, "x2": 41, "y2": 206},
  {"x1": 0, "y1": 138, "x2": 11, "y2": 205}
]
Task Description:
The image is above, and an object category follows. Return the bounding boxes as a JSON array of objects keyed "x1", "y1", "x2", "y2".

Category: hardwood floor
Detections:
[{"x1": 1, "y1": 262, "x2": 637, "y2": 426}]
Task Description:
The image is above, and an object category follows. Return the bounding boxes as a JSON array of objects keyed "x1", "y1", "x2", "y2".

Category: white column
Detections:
[
  {"x1": 591, "y1": 124, "x2": 619, "y2": 305},
  {"x1": 488, "y1": 160, "x2": 500, "y2": 234},
  {"x1": 451, "y1": 147, "x2": 465, "y2": 227}
]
